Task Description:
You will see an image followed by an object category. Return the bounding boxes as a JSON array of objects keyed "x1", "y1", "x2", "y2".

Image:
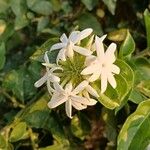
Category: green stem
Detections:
[
  {"x1": 28, "y1": 128, "x2": 38, "y2": 150},
  {"x1": 0, "y1": 89, "x2": 25, "y2": 108}
]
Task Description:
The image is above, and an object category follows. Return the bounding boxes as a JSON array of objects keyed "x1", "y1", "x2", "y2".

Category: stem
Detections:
[
  {"x1": 28, "y1": 128, "x2": 38, "y2": 150},
  {"x1": 135, "y1": 48, "x2": 150, "y2": 58},
  {"x1": 0, "y1": 89, "x2": 25, "y2": 108}
]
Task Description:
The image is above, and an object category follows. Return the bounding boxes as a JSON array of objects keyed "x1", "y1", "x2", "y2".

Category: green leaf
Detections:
[
  {"x1": 77, "y1": 12, "x2": 103, "y2": 35},
  {"x1": 71, "y1": 114, "x2": 90, "y2": 140},
  {"x1": 0, "y1": 42, "x2": 5, "y2": 70},
  {"x1": 119, "y1": 30, "x2": 135, "y2": 58},
  {"x1": 30, "y1": 37, "x2": 59, "y2": 62},
  {"x1": 129, "y1": 89, "x2": 147, "y2": 104},
  {"x1": 51, "y1": 0, "x2": 61, "y2": 12},
  {"x1": 14, "y1": 14, "x2": 29, "y2": 30},
  {"x1": 81, "y1": 0, "x2": 98, "y2": 11},
  {"x1": 9, "y1": 122, "x2": 28, "y2": 142},
  {"x1": 0, "y1": 24, "x2": 14, "y2": 43},
  {"x1": 117, "y1": 100, "x2": 150, "y2": 150},
  {"x1": 102, "y1": 108, "x2": 117, "y2": 143},
  {"x1": 24, "y1": 110, "x2": 50, "y2": 128},
  {"x1": 39, "y1": 144, "x2": 64, "y2": 150},
  {"x1": 107, "y1": 29, "x2": 127, "y2": 42},
  {"x1": 0, "y1": 134, "x2": 6, "y2": 149},
  {"x1": 10, "y1": 0, "x2": 27, "y2": 16},
  {"x1": 3, "y1": 69, "x2": 24, "y2": 102},
  {"x1": 27, "y1": 0, "x2": 53, "y2": 15},
  {"x1": 137, "y1": 80, "x2": 150, "y2": 98},
  {"x1": 0, "y1": 20, "x2": 6, "y2": 35},
  {"x1": 102, "y1": 0, "x2": 117, "y2": 15},
  {"x1": 37, "y1": 17, "x2": 49, "y2": 33},
  {"x1": 0, "y1": 0, "x2": 9, "y2": 13},
  {"x1": 144, "y1": 9, "x2": 150, "y2": 48}
]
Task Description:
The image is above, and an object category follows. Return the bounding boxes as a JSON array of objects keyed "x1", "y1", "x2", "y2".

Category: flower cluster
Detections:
[{"x1": 34, "y1": 28, "x2": 120, "y2": 118}]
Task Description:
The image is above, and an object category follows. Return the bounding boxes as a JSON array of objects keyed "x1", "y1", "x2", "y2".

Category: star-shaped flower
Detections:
[
  {"x1": 81, "y1": 35, "x2": 120, "y2": 93},
  {"x1": 34, "y1": 51, "x2": 62, "y2": 94},
  {"x1": 50, "y1": 28, "x2": 93, "y2": 63},
  {"x1": 48, "y1": 81, "x2": 97, "y2": 118}
]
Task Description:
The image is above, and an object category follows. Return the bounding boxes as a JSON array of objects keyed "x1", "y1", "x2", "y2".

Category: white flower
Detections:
[
  {"x1": 50, "y1": 28, "x2": 93, "y2": 63},
  {"x1": 81, "y1": 35, "x2": 120, "y2": 93},
  {"x1": 34, "y1": 52, "x2": 62, "y2": 94},
  {"x1": 48, "y1": 81, "x2": 97, "y2": 118}
]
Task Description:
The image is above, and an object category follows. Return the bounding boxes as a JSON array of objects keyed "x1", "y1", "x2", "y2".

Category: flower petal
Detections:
[
  {"x1": 77, "y1": 28, "x2": 93, "y2": 41},
  {"x1": 65, "y1": 82, "x2": 73, "y2": 93},
  {"x1": 95, "y1": 35, "x2": 106, "y2": 58},
  {"x1": 71, "y1": 95, "x2": 91, "y2": 105},
  {"x1": 46, "y1": 80, "x2": 54, "y2": 94},
  {"x1": 101, "y1": 71, "x2": 108, "y2": 93},
  {"x1": 81, "y1": 64, "x2": 98, "y2": 75},
  {"x1": 105, "y1": 43, "x2": 116, "y2": 63},
  {"x1": 60, "y1": 33, "x2": 68, "y2": 43},
  {"x1": 72, "y1": 80, "x2": 89, "y2": 94},
  {"x1": 42, "y1": 63, "x2": 55, "y2": 68},
  {"x1": 34, "y1": 74, "x2": 47, "y2": 87},
  {"x1": 72, "y1": 101, "x2": 87, "y2": 110},
  {"x1": 85, "y1": 55, "x2": 96, "y2": 66},
  {"x1": 65, "y1": 99, "x2": 72, "y2": 118},
  {"x1": 50, "y1": 43, "x2": 66, "y2": 51},
  {"x1": 73, "y1": 45, "x2": 92, "y2": 56},
  {"x1": 111, "y1": 64, "x2": 120, "y2": 74},
  {"x1": 49, "y1": 74, "x2": 60, "y2": 82},
  {"x1": 69, "y1": 31, "x2": 80, "y2": 43},
  {"x1": 88, "y1": 72, "x2": 100, "y2": 82},
  {"x1": 48, "y1": 94, "x2": 67, "y2": 108},
  {"x1": 87, "y1": 98, "x2": 97, "y2": 105},
  {"x1": 44, "y1": 51, "x2": 49, "y2": 63},
  {"x1": 56, "y1": 49, "x2": 66, "y2": 63},
  {"x1": 107, "y1": 73, "x2": 117, "y2": 89},
  {"x1": 86, "y1": 85, "x2": 99, "y2": 98},
  {"x1": 53, "y1": 82, "x2": 64, "y2": 92},
  {"x1": 66, "y1": 43, "x2": 74, "y2": 59},
  {"x1": 50, "y1": 66, "x2": 63, "y2": 72}
]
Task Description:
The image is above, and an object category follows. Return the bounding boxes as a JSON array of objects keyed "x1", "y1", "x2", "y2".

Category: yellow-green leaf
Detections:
[
  {"x1": 117, "y1": 100, "x2": 150, "y2": 150},
  {"x1": 144, "y1": 9, "x2": 150, "y2": 48}
]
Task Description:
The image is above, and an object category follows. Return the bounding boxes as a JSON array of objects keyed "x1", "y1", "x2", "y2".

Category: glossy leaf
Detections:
[
  {"x1": 9, "y1": 122, "x2": 28, "y2": 142},
  {"x1": 107, "y1": 29, "x2": 127, "y2": 42},
  {"x1": 117, "y1": 100, "x2": 150, "y2": 150},
  {"x1": 144, "y1": 9, "x2": 150, "y2": 48},
  {"x1": 119, "y1": 30, "x2": 135, "y2": 58}
]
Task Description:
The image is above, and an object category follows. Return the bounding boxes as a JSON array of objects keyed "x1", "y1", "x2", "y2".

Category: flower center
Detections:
[
  {"x1": 102, "y1": 63, "x2": 106, "y2": 68},
  {"x1": 59, "y1": 53, "x2": 85, "y2": 86}
]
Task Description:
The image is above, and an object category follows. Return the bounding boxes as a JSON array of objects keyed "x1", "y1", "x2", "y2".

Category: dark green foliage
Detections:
[{"x1": 0, "y1": 0, "x2": 150, "y2": 150}]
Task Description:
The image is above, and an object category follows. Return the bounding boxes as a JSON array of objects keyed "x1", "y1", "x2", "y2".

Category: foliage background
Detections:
[{"x1": 0, "y1": 0, "x2": 150, "y2": 150}]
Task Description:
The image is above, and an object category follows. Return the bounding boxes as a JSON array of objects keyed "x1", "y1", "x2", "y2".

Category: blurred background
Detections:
[{"x1": 0, "y1": 0, "x2": 150, "y2": 150}]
